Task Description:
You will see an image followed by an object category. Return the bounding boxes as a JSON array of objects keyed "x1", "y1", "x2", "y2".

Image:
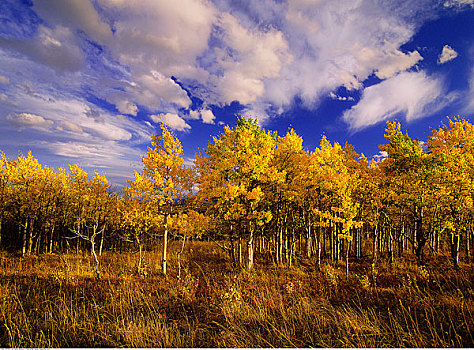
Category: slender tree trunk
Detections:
[
  {"x1": 466, "y1": 230, "x2": 470, "y2": 261},
  {"x1": 27, "y1": 219, "x2": 36, "y2": 255},
  {"x1": 388, "y1": 228, "x2": 393, "y2": 264},
  {"x1": 329, "y1": 223, "x2": 336, "y2": 261},
  {"x1": 238, "y1": 236, "x2": 243, "y2": 266},
  {"x1": 306, "y1": 216, "x2": 312, "y2": 258},
  {"x1": 99, "y1": 230, "x2": 104, "y2": 256},
  {"x1": 278, "y1": 225, "x2": 283, "y2": 264},
  {"x1": 248, "y1": 229, "x2": 254, "y2": 270},
  {"x1": 137, "y1": 237, "x2": 144, "y2": 272},
  {"x1": 230, "y1": 237, "x2": 237, "y2": 267},
  {"x1": 162, "y1": 215, "x2": 168, "y2": 275},
  {"x1": 346, "y1": 240, "x2": 351, "y2": 278},
  {"x1": 414, "y1": 208, "x2": 426, "y2": 266},
  {"x1": 451, "y1": 232, "x2": 460, "y2": 267},
  {"x1": 22, "y1": 219, "x2": 28, "y2": 256},
  {"x1": 373, "y1": 223, "x2": 378, "y2": 265},
  {"x1": 49, "y1": 226, "x2": 55, "y2": 254},
  {"x1": 91, "y1": 238, "x2": 100, "y2": 279}
]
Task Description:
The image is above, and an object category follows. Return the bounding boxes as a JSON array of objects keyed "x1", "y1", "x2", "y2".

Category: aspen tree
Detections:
[
  {"x1": 428, "y1": 117, "x2": 474, "y2": 266},
  {"x1": 196, "y1": 116, "x2": 276, "y2": 269},
  {"x1": 130, "y1": 123, "x2": 192, "y2": 275},
  {"x1": 66, "y1": 165, "x2": 110, "y2": 278}
]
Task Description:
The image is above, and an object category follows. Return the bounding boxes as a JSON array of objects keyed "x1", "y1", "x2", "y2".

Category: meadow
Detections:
[{"x1": 0, "y1": 241, "x2": 472, "y2": 348}]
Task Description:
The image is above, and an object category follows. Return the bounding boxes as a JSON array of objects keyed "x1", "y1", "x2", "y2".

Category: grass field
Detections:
[{"x1": 0, "y1": 241, "x2": 473, "y2": 347}]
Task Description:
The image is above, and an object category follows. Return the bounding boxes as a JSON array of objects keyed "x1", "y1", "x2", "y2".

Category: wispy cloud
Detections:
[{"x1": 343, "y1": 71, "x2": 456, "y2": 130}]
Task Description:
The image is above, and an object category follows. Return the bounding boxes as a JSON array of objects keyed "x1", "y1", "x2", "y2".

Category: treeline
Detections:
[{"x1": 1, "y1": 116, "x2": 473, "y2": 273}]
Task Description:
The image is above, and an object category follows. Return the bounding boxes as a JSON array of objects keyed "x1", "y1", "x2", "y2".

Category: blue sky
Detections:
[{"x1": 0, "y1": 0, "x2": 473, "y2": 185}]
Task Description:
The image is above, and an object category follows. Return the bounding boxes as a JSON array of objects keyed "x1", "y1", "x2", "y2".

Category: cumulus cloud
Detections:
[
  {"x1": 219, "y1": 0, "x2": 429, "y2": 122},
  {"x1": 329, "y1": 92, "x2": 354, "y2": 101},
  {"x1": 5, "y1": 0, "x2": 442, "y2": 126},
  {"x1": 374, "y1": 49, "x2": 423, "y2": 79},
  {"x1": 188, "y1": 110, "x2": 201, "y2": 120},
  {"x1": 373, "y1": 150, "x2": 388, "y2": 160},
  {"x1": 150, "y1": 113, "x2": 191, "y2": 131},
  {"x1": 438, "y1": 45, "x2": 458, "y2": 64},
  {"x1": 343, "y1": 72, "x2": 454, "y2": 130},
  {"x1": 200, "y1": 109, "x2": 216, "y2": 124},
  {"x1": 7, "y1": 112, "x2": 53, "y2": 129}
]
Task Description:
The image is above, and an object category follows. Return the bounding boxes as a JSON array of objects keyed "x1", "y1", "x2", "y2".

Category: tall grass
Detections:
[{"x1": 0, "y1": 242, "x2": 472, "y2": 347}]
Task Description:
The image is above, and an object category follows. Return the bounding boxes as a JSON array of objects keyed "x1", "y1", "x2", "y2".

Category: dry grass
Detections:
[{"x1": 0, "y1": 242, "x2": 473, "y2": 347}]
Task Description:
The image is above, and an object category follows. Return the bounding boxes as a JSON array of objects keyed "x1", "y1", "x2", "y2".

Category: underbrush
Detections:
[{"x1": 0, "y1": 243, "x2": 472, "y2": 347}]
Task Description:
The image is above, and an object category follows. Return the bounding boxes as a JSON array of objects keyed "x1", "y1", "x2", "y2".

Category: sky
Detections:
[{"x1": 0, "y1": 0, "x2": 473, "y2": 186}]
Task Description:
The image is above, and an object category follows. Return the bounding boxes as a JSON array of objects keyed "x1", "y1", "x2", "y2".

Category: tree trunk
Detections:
[
  {"x1": 414, "y1": 208, "x2": 426, "y2": 266},
  {"x1": 278, "y1": 225, "x2": 283, "y2": 264},
  {"x1": 162, "y1": 215, "x2": 168, "y2": 275},
  {"x1": 346, "y1": 240, "x2": 351, "y2": 278},
  {"x1": 49, "y1": 226, "x2": 55, "y2": 254},
  {"x1": 238, "y1": 237, "x2": 243, "y2": 266},
  {"x1": 247, "y1": 229, "x2": 254, "y2": 270},
  {"x1": 91, "y1": 238, "x2": 100, "y2": 279},
  {"x1": 388, "y1": 228, "x2": 393, "y2": 264},
  {"x1": 451, "y1": 232, "x2": 460, "y2": 267},
  {"x1": 27, "y1": 220, "x2": 36, "y2": 255},
  {"x1": 372, "y1": 223, "x2": 378, "y2": 265},
  {"x1": 22, "y1": 219, "x2": 29, "y2": 256},
  {"x1": 466, "y1": 230, "x2": 470, "y2": 261},
  {"x1": 306, "y1": 216, "x2": 312, "y2": 258},
  {"x1": 99, "y1": 230, "x2": 104, "y2": 256},
  {"x1": 138, "y1": 239, "x2": 143, "y2": 271}
]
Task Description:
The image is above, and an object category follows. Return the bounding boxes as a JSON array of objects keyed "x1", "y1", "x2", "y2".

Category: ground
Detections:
[{"x1": 0, "y1": 241, "x2": 472, "y2": 347}]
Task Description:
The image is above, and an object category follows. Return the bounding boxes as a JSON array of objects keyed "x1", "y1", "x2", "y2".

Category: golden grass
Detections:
[{"x1": 0, "y1": 243, "x2": 472, "y2": 347}]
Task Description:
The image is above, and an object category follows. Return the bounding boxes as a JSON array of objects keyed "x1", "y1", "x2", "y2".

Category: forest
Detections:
[{"x1": 0, "y1": 116, "x2": 473, "y2": 347}]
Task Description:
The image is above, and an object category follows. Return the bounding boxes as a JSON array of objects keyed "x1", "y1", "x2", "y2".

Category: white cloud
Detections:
[
  {"x1": 0, "y1": 25, "x2": 85, "y2": 73},
  {"x1": 188, "y1": 109, "x2": 201, "y2": 120},
  {"x1": 115, "y1": 100, "x2": 138, "y2": 116},
  {"x1": 343, "y1": 71, "x2": 454, "y2": 130},
  {"x1": 6, "y1": 0, "x2": 444, "y2": 125},
  {"x1": 329, "y1": 91, "x2": 354, "y2": 101},
  {"x1": 224, "y1": 0, "x2": 429, "y2": 121},
  {"x1": 374, "y1": 49, "x2": 423, "y2": 79},
  {"x1": 438, "y1": 45, "x2": 458, "y2": 64},
  {"x1": 150, "y1": 113, "x2": 191, "y2": 131},
  {"x1": 45, "y1": 140, "x2": 143, "y2": 184},
  {"x1": 373, "y1": 150, "x2": 388, "y2": 160},
  {"x1": 443, "y1": 0, "x2": 474, "y2": 8},
  {"x1": 200, "y1": 109, "x2": 216, "y2": 124},
  {"x1": 57, "y1": 120, "x2": 83, "y2": 134},
  {"x1": 7, "y1": 112, "x2": 53, "y2": 129},
  {"x1": 33, "y1": 0, "x2": 112, "y2": 43}
]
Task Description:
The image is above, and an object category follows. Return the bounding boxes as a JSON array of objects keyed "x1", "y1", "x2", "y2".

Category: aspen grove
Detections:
[{"x1": 0, "y1": 116, "x2": 473, "y2": 272}]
